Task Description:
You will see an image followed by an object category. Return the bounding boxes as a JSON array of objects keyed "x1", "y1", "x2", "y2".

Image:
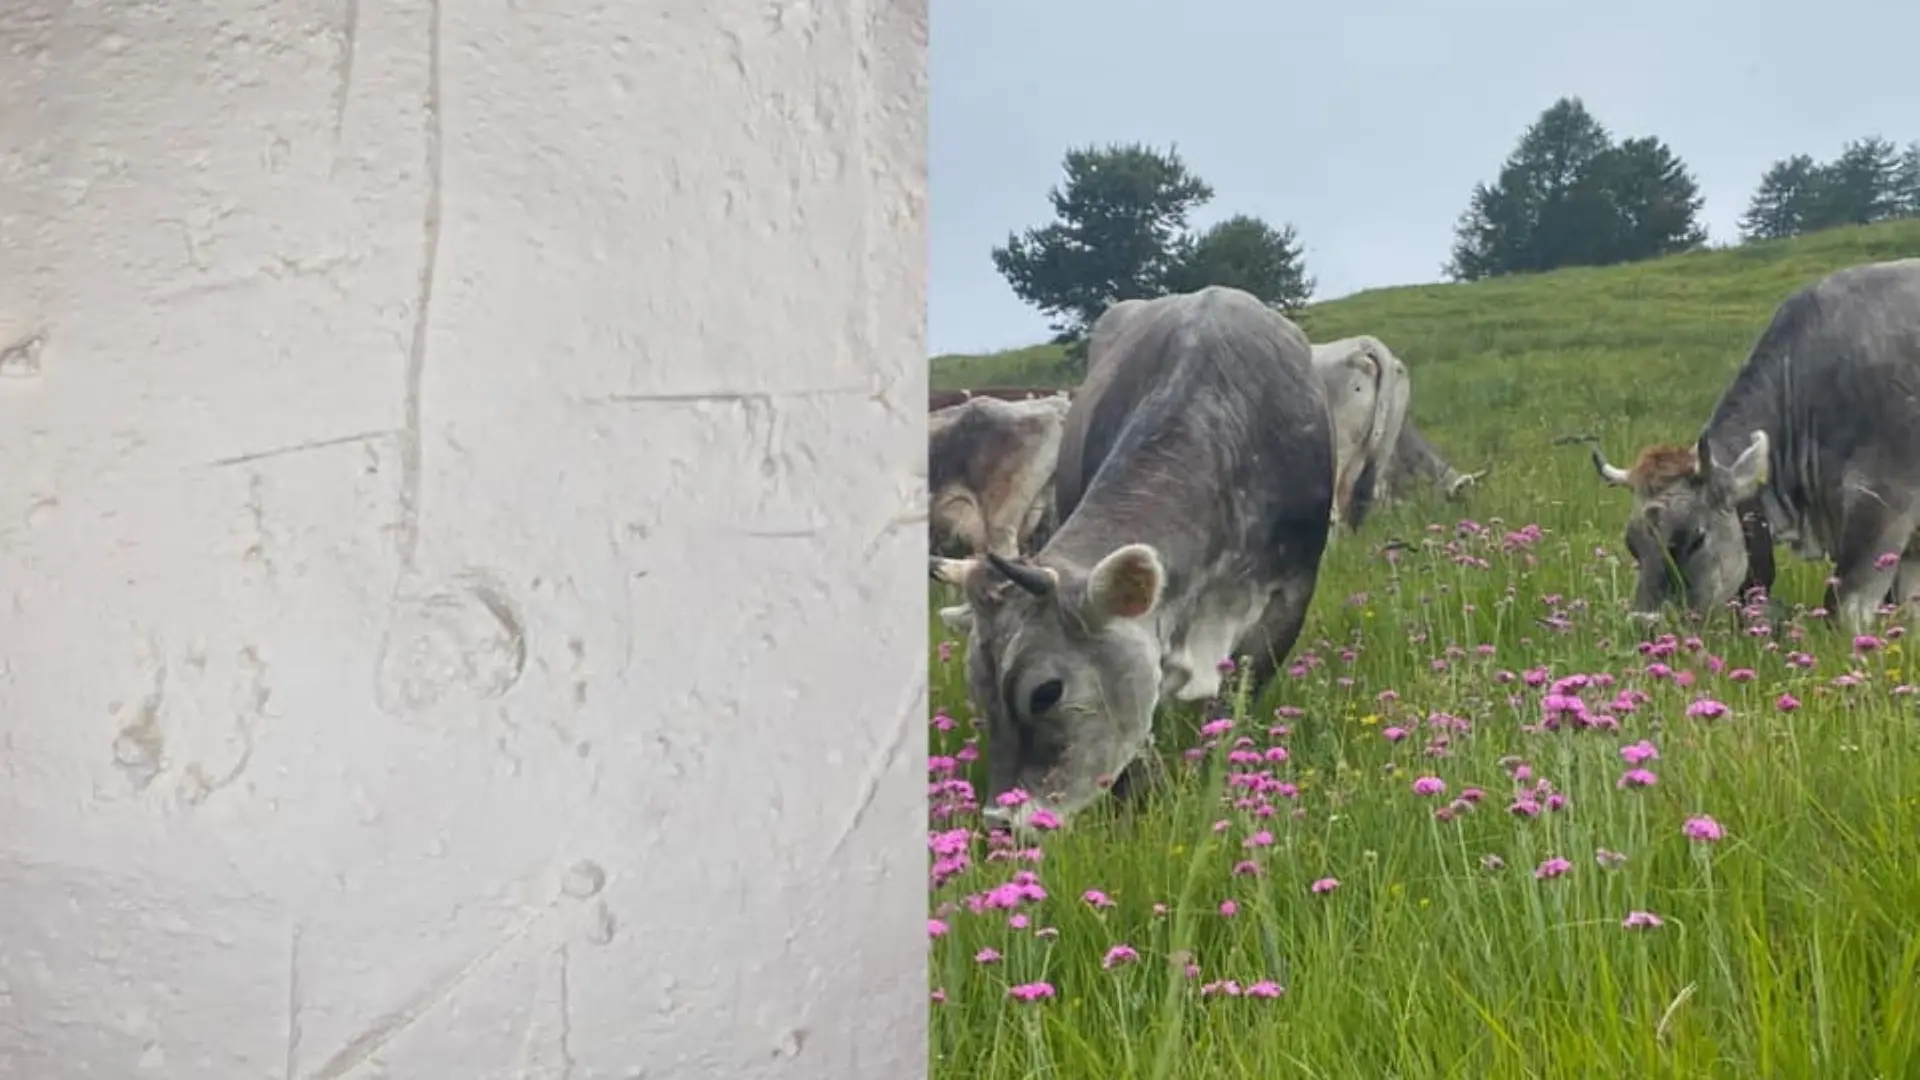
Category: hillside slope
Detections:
[{"x1": 931, "y1": 219, "x2": 1920, "y2": 600}]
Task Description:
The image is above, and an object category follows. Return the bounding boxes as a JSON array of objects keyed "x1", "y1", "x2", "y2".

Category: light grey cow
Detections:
[
  {"x1": 927, "y1": 393, "x2": 1072, "y2": 559},
  {"x1": 1310, "y1": 336, "x2": 1411, "y2": 530},
  {"x1": 931, "y1": 286, "x2": 1336, "y2": 831},
  {"x1": 1589, "y1": 258, "x2": 1920, "y2": 633},
  {"x1": 1310, "y1": 335, "x2": 1487, "y2": 529},
  {"x1": 1384, "y1": 421, "x2": 1488, "y2": 506}
]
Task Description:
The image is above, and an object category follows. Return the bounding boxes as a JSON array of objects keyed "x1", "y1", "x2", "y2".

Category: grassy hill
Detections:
[
  {"x1": 931, "y1": 219, "x2": 1920, "y2": 596},
  {"x1": 926, "y1": 220, "x2": 1920, "y2": 1079},
  {"x1": 934, "y1": 219, "x2": 1920, "y2": 474}
]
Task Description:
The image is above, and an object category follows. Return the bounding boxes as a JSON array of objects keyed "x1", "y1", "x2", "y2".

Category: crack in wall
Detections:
[{"x1": 395, "y1": 0, "x2": 444, "y2": 575}]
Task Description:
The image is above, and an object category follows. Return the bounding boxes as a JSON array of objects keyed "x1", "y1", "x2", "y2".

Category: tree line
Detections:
[{"x1": 991, "y1": 96, "x2": 1920, "y2": 365}]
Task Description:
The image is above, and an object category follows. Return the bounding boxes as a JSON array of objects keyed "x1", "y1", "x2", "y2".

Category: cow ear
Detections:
[
  {"x1": 1084, "y1": 543, "x2": 1165, "y2": 622},
  {"x1": 1720, "y1": 431, "x2": 1769, "y2": 502},
  {"x1": 938, "y1": 604, "x2": 974, "y2": 634}
]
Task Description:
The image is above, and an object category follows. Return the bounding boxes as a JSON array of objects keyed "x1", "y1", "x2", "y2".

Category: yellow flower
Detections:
[{"x1": 1359, "y1": 713, "x2": 1381, "y2": 727}]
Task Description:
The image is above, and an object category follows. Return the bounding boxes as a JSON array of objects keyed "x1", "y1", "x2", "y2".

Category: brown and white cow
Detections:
[{"x1": 927, "y1": 394, "x2": 1074, "y2": 560}]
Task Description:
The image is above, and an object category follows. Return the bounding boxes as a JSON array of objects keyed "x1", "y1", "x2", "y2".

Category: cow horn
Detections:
[
  {"x1": 985, "y1": 552, "x2": 1055, "y2": 596},
  {"x1": 1591, "y1": 447, "x2": 1631, "y2": 486}
]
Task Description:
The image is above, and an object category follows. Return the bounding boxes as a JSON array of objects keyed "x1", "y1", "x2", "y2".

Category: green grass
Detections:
[{"x1": 926, "y1": 220, "x2": 1920, "y2": 1079}]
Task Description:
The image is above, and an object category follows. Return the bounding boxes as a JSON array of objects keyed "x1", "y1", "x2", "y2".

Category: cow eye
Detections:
[{"x1": 1028, "y1": 679, "x2": 1064, "y2": 715}]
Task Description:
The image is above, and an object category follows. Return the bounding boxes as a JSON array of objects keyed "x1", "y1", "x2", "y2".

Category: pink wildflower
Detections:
[
  {"x1": 1616, "y1": 768, "x2": 1658, "y2": 789},
  {"x1": 1219, "y1": 899, "x2": 1239, "y2": 918},
  {"x1": 1310, "y1": 877, "x2": 1339, "y2": 894},
  {"x1": 1620, "y1": 740, "x2": 1659, "y2": 766},
  {"x1": 1622, "y1": 910, "x2": 1664, "y2": 930},
  {"x1": 1103, "y1": 944, "x2": 1140, "y2": 969},
  {"x1": 1686, "y1": 697, "x2": 1730, "y2": 720},
  {"x1": 974, "y1": 947, "x2": 1001, "y2": 964},
  {"x1": 1683, "y1": 815, "x2": 1726, "y2": 842},
  {"x1": 1412, "y1": 775, "x2": 1447, "y2": 796},
  {"x1": 1082, "y1": 889, "x2": 1114, "y2": 909},
  {"x1": 1534, "y1": 856, "x2": 1572, "y2": 880},
  {"x1": 1007, "y1": 981, "x2": 1055, "y2": 1002},
  {"x1": 1244, "y1": 980, "x2": 1285, "y2": 999}
]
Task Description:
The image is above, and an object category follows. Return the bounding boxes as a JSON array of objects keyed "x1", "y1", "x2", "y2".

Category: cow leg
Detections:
[
  {"x1": 1890, "y1": 529, "x2": 1920, "y2": 633},
  {"x1": 1234, "y1": 572, "x2": 1319, "y2": 704},
  {"x1": 1829, "y1": 511, "x2": 1920, "y2": 636},
  {"x1": 933, "y1": 489, "x2": 987, "y2": 557}
]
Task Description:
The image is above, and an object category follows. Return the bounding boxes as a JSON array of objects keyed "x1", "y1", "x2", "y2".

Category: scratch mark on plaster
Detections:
[
  {"x1": 597, "y1": 385, "x2": 869, "y2": 406},
  {"x1": 329, "y1": 0, "x2": 361, "y2": 159},
  {"x1": 308, "y1": 895, "x2": 559, "y2": 1080},
  {"x1": 741, "y1": 528, "x2": 819, "y2": 540},
  {"x1": 826, "y1": 666, "x2": 926, "y2": 861},
  {"x1": 374, "y1": 573, "x2": 528, "y2": 714},
  {"x1": 395, "y1": 0, "x2": 444, "y2": 572},
  {"x1": 0, "y1": 331, "x2": 46, "y2": 379},
  {"x1": 515, "y1": 945, "x2": 576, "y2": 1080},
  {"x1": 285, "y1": 923, "x2": 304, "y2": 1080},
  {"x1": 207, "y1": 430, "x2": 396, "y2": 469},
  {"x1": 111, "y1": 666, "x2": 168, "y2": 790},
  {"x1": 159, "y1": 218, "x2": 207, "y2": 271},
  {"x1": 179, "y1": 644, "x2": 270, "y2": 805},
  {"x1": 243, "y1": 473, "x2": 277, "y2": 576}
]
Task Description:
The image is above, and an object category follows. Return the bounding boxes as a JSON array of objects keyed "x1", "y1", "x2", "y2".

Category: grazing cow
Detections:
[
  {"x1": 1310, "y1": 336, "x2": 1412, "y2": 530},
  {"x1": 928, "y1": 386, "x2": 1069, "y2": 412},
  {"x1": 1588, "y1": 258, "x2": 1920, "y2": 633},
  {"x1": 1384, "y1": 420, "x2": 1488, "y2": 505},
  {"x1": 927, "y1": 394, "x2": 1073, "y2": 559},
  {"x1": 930, "y1": 286, "x2": 1335, "y2": 830}
]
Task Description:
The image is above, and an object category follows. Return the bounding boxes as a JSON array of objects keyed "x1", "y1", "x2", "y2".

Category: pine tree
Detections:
[{"x1": 990, "y1": 143, "x2": 1214, "y2": 343}]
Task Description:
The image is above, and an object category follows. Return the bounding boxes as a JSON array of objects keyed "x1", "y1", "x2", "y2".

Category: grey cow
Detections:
[
  {"x1": 1589, "y1": 258, "x2": 1920, "y2": 634},
  {"x1": 931, "y1": 286, "x2": 1336, "y2": 831},
  {"x1": 1384, "y1": 421, "x2": 1487, "y2": 506}
]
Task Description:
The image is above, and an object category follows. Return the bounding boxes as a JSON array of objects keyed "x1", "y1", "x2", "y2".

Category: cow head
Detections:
[
  {"x1": 929, "y1": 545, "x2": 1166, "y2": 832},
  {"x1": 1592, "y1": 431, "x2": 1770, "y2": 620}
]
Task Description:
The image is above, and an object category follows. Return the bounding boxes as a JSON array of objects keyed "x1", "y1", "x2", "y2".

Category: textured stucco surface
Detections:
[{"x1": 0, "y1": 0, "x2": 928, "y2": 1075}]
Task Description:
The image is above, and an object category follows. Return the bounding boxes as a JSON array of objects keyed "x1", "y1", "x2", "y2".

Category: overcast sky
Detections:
[{"x1": 928, "y1": 0, "x2": 1920, "y2": 357}]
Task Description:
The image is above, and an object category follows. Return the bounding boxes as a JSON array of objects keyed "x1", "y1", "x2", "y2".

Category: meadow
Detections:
[{"x1": 925, "y1": 220, "x2": 1920, "y2": 1079}]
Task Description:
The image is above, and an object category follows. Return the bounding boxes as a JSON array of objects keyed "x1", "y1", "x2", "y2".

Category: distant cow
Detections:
[
  {"x1": 1310, "y1": 336, "x2": 1487, "y2": 525},
  {"x1": 1383, "y1": 421, "x2": 1489, "y2": 505},
  {"x1": 928, "y1": 394, "x2": 1073, "y2": 560},
  {"x1": 931, "y1": 286, "x2": 1335, "y2": 831},
  {"x1": 928, "y1": 386, "x2": 1069, "y2": 412},
  {"x1": 1310, "y1": 336, "x2": 1411, "y2": 530},
  {"x1": 1588, "y1": 258, "x2": 1920, "y2": 632}
]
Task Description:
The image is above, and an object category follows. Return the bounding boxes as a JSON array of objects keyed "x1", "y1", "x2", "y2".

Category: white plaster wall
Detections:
[{"x1": 0, "y1": 0, "x2": 928, "y2": 1075}]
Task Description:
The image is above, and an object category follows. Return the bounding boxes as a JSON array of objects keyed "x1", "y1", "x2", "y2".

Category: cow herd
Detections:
[{"x1": 928, "y1": 258, "x2": 1920, "y2": 832}]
